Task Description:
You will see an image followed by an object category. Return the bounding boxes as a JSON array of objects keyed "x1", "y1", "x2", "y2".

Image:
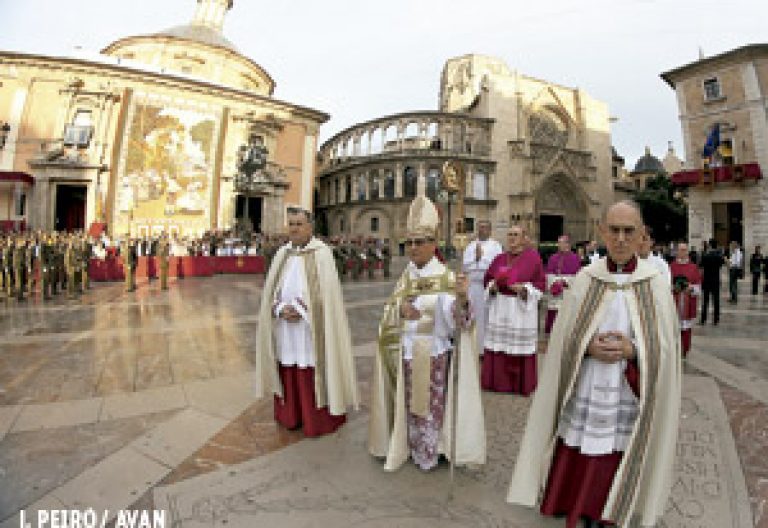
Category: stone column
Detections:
[
  {"x1": 488, "y1": 171, "x2": 495, "y2": 199},
  {"x1": 395, "y1": 163, "x2": 403, "y2": 198},
  {"x1": 465, "y1": 165, "x2": 474, "y2": 198},
  {"x1": 417, "y1": 162, "x2": 426, "y2": 197},
  {"x1": 351, "y1": 173, "x2": 359, "y2": 202}
]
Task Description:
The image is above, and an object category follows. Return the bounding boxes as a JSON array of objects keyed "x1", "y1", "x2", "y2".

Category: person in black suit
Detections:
[{"x1": 699, "y1": 238, "x2": 725, "y2": 325}]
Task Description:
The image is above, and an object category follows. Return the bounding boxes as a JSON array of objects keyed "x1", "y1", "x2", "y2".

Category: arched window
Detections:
[
  {"x1": 403, "y1": 166, "x2": 417, "y2": 198},
  {"x1": 371, "y1": 216, "x2": 379, "y2": 232},
  {"x1": 473, "y1": 171, "x2": 488, "y2": 200},
  {"x1": 426, "y1": 167, "x2": 440, "y2": 201},
  {"x1": 384, "y1": 170, "x2": 395, "y2": 198},
  {"x1": 358, "y1": 174, "x2": 367, "y2": 201}
]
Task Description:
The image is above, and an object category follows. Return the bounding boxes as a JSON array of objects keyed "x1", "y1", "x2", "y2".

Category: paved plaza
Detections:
[{"x1": 1, "y1": 261, "x2": 767, "y2": 527}]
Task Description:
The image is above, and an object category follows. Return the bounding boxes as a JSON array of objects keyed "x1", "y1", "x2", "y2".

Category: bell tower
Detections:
[{"x1": 191, "y1": 0, "x2": 233, "y2": 32}]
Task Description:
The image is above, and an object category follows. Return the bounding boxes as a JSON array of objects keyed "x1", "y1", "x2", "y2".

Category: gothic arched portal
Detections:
[{"x1": 535, "y1": 173, "x2": 588, "y2": 242}]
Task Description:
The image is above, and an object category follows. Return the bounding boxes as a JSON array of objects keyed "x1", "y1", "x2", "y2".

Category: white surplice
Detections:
[
  {"x1": 272, "y1": 246, "x2": 315, "y2": 368},
  {"x1": 462, "y1": 238, "x2": 503, "y2": 353},
  {"x1": 557, "y1": 272, "x2": 639, "y2": 455}
]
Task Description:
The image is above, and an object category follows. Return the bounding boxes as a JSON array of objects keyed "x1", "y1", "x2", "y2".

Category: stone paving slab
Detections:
[
  {"x1": 12, "y1": 398, "x2": 102, "y2": 433},
  {"x1": 663, "y1": 376, "x2": 752, "y2": 528},
  {"x1": 155, "y1": 416, "x2": 561, "y2": 528},
  {"x1": 130, "y1": 409, "x2": 228, "y2": 468},
  {"x1": 50, "y1": 446, "x2": 169, "y2": 521},
  {"x1": 154, "y1": 375, "x2": 752, "y2": 528},
  {"x1": 0, "y1": 405, "x2": 21, "y2": 440},
  {"x1": 182, "y1": 374, "x2": 253, "y2": 421},
  {"x1": 99, "y1": 385, "x2": 188, "y2": 421},
  {"x1": 0, "y1": 494, "x2": 67, "y2": 528},
  {"x1": 688, "y1": 351, "x2": 768, "y2": 406}
]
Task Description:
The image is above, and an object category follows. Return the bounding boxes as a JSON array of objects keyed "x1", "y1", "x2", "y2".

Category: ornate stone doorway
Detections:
[
  {"x1": 55, "y1": 184, "x2": 87, "y2": 232},
  {"x1": 235, "y1": 195, "x2": 263, "y2": 233},
  {"x1": 536, "y1": 173, "x2": 587, "y2": 242}
]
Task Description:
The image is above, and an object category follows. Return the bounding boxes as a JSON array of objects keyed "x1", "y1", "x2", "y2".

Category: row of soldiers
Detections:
[
  {"x1": 330, "y1": 237, "x2": 391, "y2": 280},
  {"x1": 117, "y1": 235, "x2": 171, "y2": 292},
  {"x1": 1, "y1": 232, "x2": 93, "y2": 301}
]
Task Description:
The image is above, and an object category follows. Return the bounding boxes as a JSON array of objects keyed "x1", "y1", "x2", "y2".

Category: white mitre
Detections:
[{"x1": 406, "y1": 195, "x2": 439, "y2": 238}]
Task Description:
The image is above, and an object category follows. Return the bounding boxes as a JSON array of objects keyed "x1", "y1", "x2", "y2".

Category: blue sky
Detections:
[{"x1": 1, "y1": 0, "x2": 766, "y2": 167}]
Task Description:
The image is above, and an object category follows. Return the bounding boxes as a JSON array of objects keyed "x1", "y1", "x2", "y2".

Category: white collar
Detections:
[{"x1": 408, "y1": 256, "x2": 443, "y2": 277}]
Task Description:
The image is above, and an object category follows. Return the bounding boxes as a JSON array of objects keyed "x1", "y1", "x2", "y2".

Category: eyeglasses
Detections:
[{"x1": 405, "y1": 238, "x2": 434, "y2": 247}]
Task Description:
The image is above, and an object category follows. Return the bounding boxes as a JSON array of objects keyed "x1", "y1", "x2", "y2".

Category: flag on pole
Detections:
[{"x1": 702, "y1": 124, "x2": 720, "y2": 159}]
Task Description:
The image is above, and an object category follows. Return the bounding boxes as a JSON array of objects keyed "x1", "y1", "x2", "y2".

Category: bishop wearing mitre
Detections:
[
  {"x1": 255, "y1": 207, "x2": 359, "y2": 437},
  {"x1": 368, "y1": 196, "x2": 485, "y2": 471}
]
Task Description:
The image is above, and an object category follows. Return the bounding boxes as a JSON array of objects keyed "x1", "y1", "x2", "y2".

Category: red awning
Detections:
[
  {"x1": 671, "y1": 163, "x2": 762, "y2": 186},
  {"x1": 0, "y1": 171, "x2": 34, "y2": 185}
]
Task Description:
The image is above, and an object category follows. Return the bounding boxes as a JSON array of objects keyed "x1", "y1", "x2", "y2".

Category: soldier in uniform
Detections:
[
  {"x1": 381, "y1": 238, "x2": 392, "y2": 279},
  {"x1": 13, "y1": 236, "x2": 27, "y2": 301},
  {"x1": 158, "y1": 233, "x2": 170, "y2": 290},
  {"x1": 55, "y1": 235, "x2": 66, "y2": 295},
  {"x1": 0, "y1": 237, "x2": 6, "y2": 299},
  {"x1": 3, "y1": 237, "x2": 10, "y2": 298},
  {"x1": 26, "y1": 235, "x2": 38, "y2": 296},
  {"x1": 81, "y1": 236, "x2": 92, "y2": 290},
  {"x1": 40, "y1": 234, "x2": 55, "y2": 300},
  {"x1": 121, "y1": 237, "x2": 138, "y2": 292},
  {"x1": 65, "y1": 238, "x2": 80, "y2": 298},
  {"x1": 366, "y1": 238, "x2": 380, "y2": 280}
]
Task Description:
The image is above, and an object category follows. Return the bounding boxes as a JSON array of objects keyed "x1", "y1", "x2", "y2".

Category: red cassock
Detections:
[
  {"x1": 669, "y1": 261, "x2": 702, "y2": 357},
  {"x1": 481, "y1": 248, "x2": 546, "y2": 395},
  {"x1": 540, "y1": 363, "x2": 640, "y2": 527}
]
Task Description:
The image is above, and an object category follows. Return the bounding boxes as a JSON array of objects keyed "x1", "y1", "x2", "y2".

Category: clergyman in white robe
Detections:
[{"x1": 462, "y1": 236, "x2": 502, "y2": 354}]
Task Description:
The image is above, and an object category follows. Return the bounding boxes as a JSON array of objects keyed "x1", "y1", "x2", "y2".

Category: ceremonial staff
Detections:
[{"x1": 441, "y1": 160, "x2": 469, "y2": 496}]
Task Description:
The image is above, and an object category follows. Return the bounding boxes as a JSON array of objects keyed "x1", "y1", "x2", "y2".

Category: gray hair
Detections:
[{"x1": 287, "y1": 206, "x2": 314, "y2": 223}]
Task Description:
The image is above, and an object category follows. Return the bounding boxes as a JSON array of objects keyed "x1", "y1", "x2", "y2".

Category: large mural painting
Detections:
[{"x1": 114, "y1": 97, "x2": 219, "y2": 236}]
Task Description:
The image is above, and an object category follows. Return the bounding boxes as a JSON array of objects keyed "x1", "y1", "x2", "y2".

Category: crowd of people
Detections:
[{"x1": 255, "y1": 198, "x2": 683, "y2": 528}]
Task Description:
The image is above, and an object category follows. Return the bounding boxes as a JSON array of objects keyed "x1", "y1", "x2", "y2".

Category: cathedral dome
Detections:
[
  {"x1": 152, "y1": 23, "x2": 239, "y2": 53},
  {"x1": 101, "y1": 0, "x2": 275, "y2": 96},
  {"x1": 633, "y1": 147, "x2": 666, "y2": 174}
]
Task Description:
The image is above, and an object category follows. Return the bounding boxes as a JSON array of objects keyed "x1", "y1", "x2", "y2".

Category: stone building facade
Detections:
[
  {"x1": 662, "y1": 44, "x2": 768, "y2": 251},
  {"x1": 0, "y1": 0, "x2": 327, "y2": 236},
  {"x1": 317, "y1": 54, "x2": 616, "y2": 246},
  {"x1": 316, "y1": 111, "x2": 495, "y2": 245}
]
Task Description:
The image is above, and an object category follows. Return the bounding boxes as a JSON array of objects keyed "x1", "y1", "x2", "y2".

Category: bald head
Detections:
[
  {"x1": 601, "y1": 200, "x2": 644, "y2": 223},
  {"x1": 599, "y1": 201, "x2": 644, "y2": 265}
]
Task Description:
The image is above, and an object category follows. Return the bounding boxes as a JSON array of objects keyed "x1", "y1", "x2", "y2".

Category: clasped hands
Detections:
[
  {"x1": 400, "y1": 273, "x2": 469, "y2": 321},
  {"x1": 488, "y1": 281, "x2": 527, "y2": 300},
  {"x1": 279, "y1": 301, "x2": 307, "y2": 323},
  {"x1": 587, "y1": 331, "x2": 635, "y2": 364}
]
